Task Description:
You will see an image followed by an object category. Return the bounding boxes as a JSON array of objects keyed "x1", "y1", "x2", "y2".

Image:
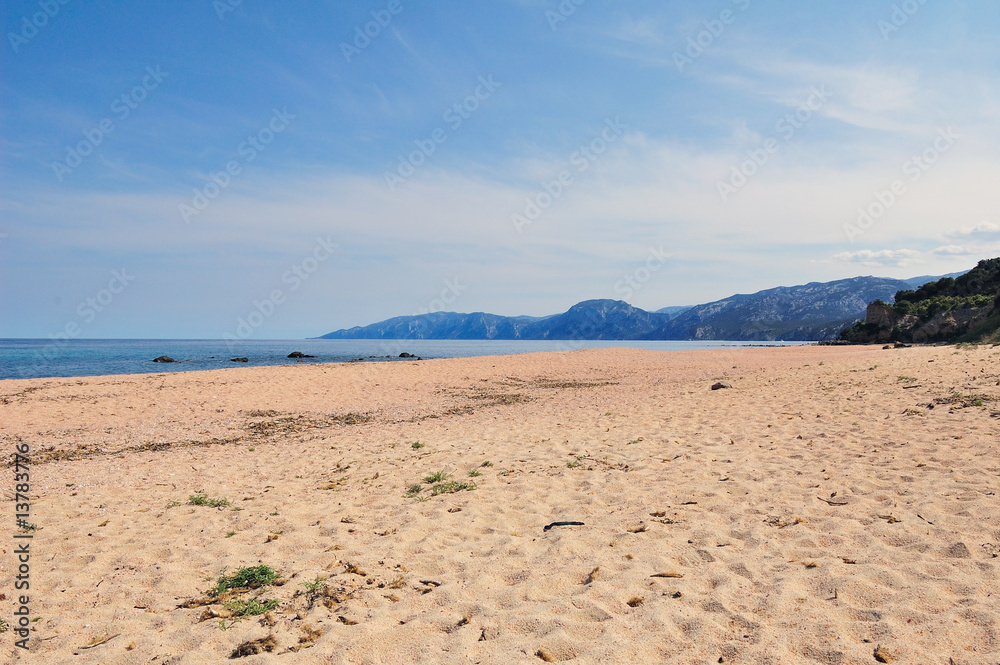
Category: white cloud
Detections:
[
  {"x1": 831, "y1": 248, "x2": 921, "y2": 266},
  {"x1": 658, "y1": 49, "x2": 931, "y2": 136},
  {"x1": 948, "y1": 221, "x2": 1000, "y2": 237},
  {"x1": 610, "y1": 16, "x2": 664, "y2": 46},
  {"x1": 932, "y1": 244, "x2": 973, "y2": 255}
]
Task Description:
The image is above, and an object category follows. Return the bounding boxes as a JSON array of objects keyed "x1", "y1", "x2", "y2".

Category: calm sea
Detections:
[{"x1": 0, "y1": 339, "x2": 811, "y2": 381}]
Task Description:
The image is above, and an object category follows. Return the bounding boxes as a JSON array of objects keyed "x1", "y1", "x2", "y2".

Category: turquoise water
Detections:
[{"x1": 0, "y1": 339, "x2": 811, "y2": 380}]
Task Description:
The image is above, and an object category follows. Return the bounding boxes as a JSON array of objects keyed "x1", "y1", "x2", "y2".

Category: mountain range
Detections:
[{"x1": 318, "y1": 272, "x2": 967, "y2": 342}]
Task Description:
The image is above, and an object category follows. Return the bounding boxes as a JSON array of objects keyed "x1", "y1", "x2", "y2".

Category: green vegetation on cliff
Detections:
[
  {"x1": 892, "y1": 258, "x2": 1000, "y2": 320},
  {"x1": 841, "y1": 258, "x2": 1000, "y2": 343},
  {"x1": 892, "y1": 293, "x2": 995, "y2": 321}
]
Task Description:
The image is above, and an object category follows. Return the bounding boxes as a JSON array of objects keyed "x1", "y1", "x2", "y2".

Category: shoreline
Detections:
[{"x1": 0, "y1": 339, "x2": 815, "y2": 383}]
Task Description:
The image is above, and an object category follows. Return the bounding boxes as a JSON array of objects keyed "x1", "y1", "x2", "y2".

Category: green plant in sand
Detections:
[
  {"x1": 430, "y1": 481, "x2": 477, "y2": 496},
  {"x1": 188, "y1": 492, "x2": 230, "y2": 508},
  {"x1": 207, "y1": 564, "x2": 278, "y2": 597},
  {"x1": 423, "y1": 470, "x2": 448, "y2": 484}
]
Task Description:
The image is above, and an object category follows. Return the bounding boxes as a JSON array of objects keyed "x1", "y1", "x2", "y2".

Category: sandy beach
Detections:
[{"x1": 2, "y1": 344, "x2": 999, "y2": 664}]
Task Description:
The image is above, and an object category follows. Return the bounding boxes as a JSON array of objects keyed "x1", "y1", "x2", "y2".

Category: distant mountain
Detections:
[
  {"x1": 317, "y1": 311, "x2": 549, "y2": 340},
  {"x1": 318, "y1": 300, "x2": 670, "y2": 340},
  {"x1": 903, "y1": 271, "x2": 968, "y2": 290},
  {"x1": 641, "y1": 276, "x2": 917, "y2": 341},
  {"x1": 655, "y1": 306, "x2": 692, "y2": 319},
  {"x1": 520, "y1": 300, "x2": 669, "y2": 340},
  {"x1": 318, "y1": 271, "x2": 971, "y2": 342}
]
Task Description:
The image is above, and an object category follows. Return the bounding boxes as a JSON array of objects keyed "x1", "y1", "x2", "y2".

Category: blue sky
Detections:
[{"x1": 2, "y1": 0, "x2": 1000, "y2": 338}]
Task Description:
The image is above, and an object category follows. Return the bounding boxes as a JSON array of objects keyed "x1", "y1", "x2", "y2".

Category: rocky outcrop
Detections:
[
  {"x1": 841, "y1": 258, "x2": 1000, "y2": 344},
  {"x1": 911, "y1": 305, "x2": 993, "y2": 343},
  {"x1": 864, "y1": 301, "x2": 901, "y2": 330},
  {"x1": 152, "y1": 356, "x2": 177, "y2": 363},
  {"x1": 841, "y1": 302, "x2": 994, "y2": 344}
]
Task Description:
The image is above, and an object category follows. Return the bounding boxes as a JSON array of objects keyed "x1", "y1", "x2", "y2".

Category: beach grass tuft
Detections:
[
  {"x1": 430, "y1": 480, "x2": 476, "y2": 496},
  {"x1": 224, "y1": 595, "x2": 279, "y2": 617},
  {"x1": 188, "y1": 492, "x2": 230, "y2": 508},
  {"x1": 302, "y1": 575, "x2": 326, "y2": 595},
  {"x1": 208, "y1": 564, "x2": 278, "y2": 597},
  {"x1": 424, "y1": 470, "x2": 448, "y2": 484}
]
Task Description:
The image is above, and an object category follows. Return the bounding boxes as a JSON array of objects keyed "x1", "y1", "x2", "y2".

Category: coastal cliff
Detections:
[{"x1": 840, "y1": 258, "x2": 1000, "y2": 344}]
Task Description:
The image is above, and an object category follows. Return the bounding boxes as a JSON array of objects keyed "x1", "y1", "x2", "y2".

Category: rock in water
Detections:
[
  {"x1": 711, "y1": 382, "x2": 732, "y2": 390},
  {"x1": 152, "y1": 356, "x2": 177, "y2": 363},
  {"x1": 399, "y1": 352, "x2": 415, "y2": 358},
  {"x1": 230, "y1": 357, "x2": 248, "y2": 362},
  {"x1": 287, "y1": 351, "x2": 316, "y2": 358}
]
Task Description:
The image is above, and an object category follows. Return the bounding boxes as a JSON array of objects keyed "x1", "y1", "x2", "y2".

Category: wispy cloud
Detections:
[
  {"x1": 832, "y1": 248, "x2": 921, "y2": 266},
  {"x1": 947, "y1": 221, "x2": 1000, "y2": 238},
  {"x1": 931, "y1": 244, "x2": 975, "y2": 255}
]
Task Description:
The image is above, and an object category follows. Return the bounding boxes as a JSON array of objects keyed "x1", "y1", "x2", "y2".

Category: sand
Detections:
[{"x1": 1, "y1": 344, "x2": 999, "y2": 664}]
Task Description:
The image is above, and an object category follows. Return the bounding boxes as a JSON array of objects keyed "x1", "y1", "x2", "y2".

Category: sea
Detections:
[{"x1": 0, "y1": 338, "x2": 813, "y2": 381}]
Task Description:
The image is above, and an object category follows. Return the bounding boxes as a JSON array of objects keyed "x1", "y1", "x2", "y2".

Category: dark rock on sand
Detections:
[
  {"x1": 152, "y1": 356, "x2": 177, "y2": 363},
  {"x1": 711, "y1": 382, "x2": 732, "y2": 390},
  {"x1": 287, "y1": 351, "x2": 316, "y2": 359}
]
